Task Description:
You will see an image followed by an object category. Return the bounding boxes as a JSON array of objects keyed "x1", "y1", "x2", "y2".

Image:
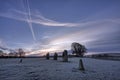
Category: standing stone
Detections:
[
  {"x1": 79, "y1": 59, "x2": 85, "y2": 71},
  {"x1": 54, "y1": 52, "x2": 58, "y2": 60},
  {"x1": 46, "y1": 53, "x2": 50, "y2": 60},
  {"x1": 62, "y1": 50, "x2": 68, "y2": 62},
  {"x1": 19, "y1": 58, "x2": 22, "y2": 63}
]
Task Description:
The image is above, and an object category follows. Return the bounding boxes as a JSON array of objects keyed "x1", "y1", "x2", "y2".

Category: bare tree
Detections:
[{"x1": 18, "y1": 48, "x2": 25, "y2": 57}]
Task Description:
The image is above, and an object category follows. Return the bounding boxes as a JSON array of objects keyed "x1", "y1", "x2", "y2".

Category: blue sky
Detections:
[{"x1": 0, "y1": 0, "x2": 120, "y2": 55}]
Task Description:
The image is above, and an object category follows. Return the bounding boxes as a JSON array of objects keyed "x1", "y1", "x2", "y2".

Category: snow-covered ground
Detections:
[{"x1": 0, "y1": 58, "x2": 120, "y2": 80}]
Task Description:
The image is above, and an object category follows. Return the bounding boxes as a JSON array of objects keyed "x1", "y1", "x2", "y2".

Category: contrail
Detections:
[{"x1": 26, "y1": 0, "x2": 36, "y2": 41}]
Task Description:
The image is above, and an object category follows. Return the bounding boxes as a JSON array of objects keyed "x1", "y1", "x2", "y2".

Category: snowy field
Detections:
[{"x1": 0, "y1": 58, "x2": 120, "y2": 80}]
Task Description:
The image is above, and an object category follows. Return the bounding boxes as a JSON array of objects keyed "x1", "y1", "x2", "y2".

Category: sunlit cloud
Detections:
[{"x1": 38, "y1": 22, "x2": 120, "y2": 53}]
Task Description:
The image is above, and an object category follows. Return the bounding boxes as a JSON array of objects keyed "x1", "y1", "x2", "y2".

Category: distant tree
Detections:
[
  {"x1": 71, "y1": 42, "x2": 87, "y2": 57},
  {"x1": 97, "y1": 54, "x2": 102, "y2": 57},
  {"x1": 18, "y1": 48, "x2": 25, "y2": 57},
  {"x1": 9, "y1": 52, "x2": 14, "y2": 56},
  {"x1": 103, "y1": 54, "x2": 108, "y2": 57}
]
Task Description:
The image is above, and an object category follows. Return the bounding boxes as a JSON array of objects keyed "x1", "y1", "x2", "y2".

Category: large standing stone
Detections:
[
  {"x1": 79, "y1": 59, "x2": 85, "y2": 71},
  {"x1": 46, "y1": 53, "x2": 50, "y2": 60},
  {"x1": 53, "y1": 52, "x2": 58, "y2": 60},
  {"x1": 19, "y1": 58, "x2": 22, "y2": 63},
  {"x1": 62, "y1": 50, "x2": 68, "y2": 62}
]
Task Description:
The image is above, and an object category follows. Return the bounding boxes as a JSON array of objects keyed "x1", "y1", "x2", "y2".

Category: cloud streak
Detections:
[
  {"x1": 24, "y1": 0, "x2": 36, "y2": 41},
  {"x1": 0, "y1": 8, "x2": 120, "y2": 28}
]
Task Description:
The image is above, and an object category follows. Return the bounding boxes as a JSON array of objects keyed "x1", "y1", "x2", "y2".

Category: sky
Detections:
[{"x1": 0, "y1": 0, "x2": 120, "y2": 56}]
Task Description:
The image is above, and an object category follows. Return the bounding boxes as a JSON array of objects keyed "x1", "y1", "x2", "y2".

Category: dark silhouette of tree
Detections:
[
  {"x1": 71, "y1": 42, "x2": 87, "y2": 57},
  {"x1": 103, "y1": 54, "x2": 108, "y2": 57},
  {"x1": 18, "y1": 48, "x2": 25, "y2": 57}
]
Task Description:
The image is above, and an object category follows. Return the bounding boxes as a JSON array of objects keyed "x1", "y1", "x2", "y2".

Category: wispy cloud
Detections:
[
  {"x1": 25, "y1": 0, "x2": 36, "y2": 41},
  {"x1": 0, "y1": 10, "x2": 80, "y2": 27},
  {"x1": 0, "y1": 39, "x2": 7, "y2": 48},
  {"x1": 1, "y1": 8, "x2": 120, "y2": 28},
  {"x1": 0, "y1": 39, "x2": 14, "y2": 52}
]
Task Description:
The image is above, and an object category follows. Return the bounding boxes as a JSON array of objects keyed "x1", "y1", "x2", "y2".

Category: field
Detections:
[{"x1": 0, "y1": 57, "x2": 120, "y2": 80}]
